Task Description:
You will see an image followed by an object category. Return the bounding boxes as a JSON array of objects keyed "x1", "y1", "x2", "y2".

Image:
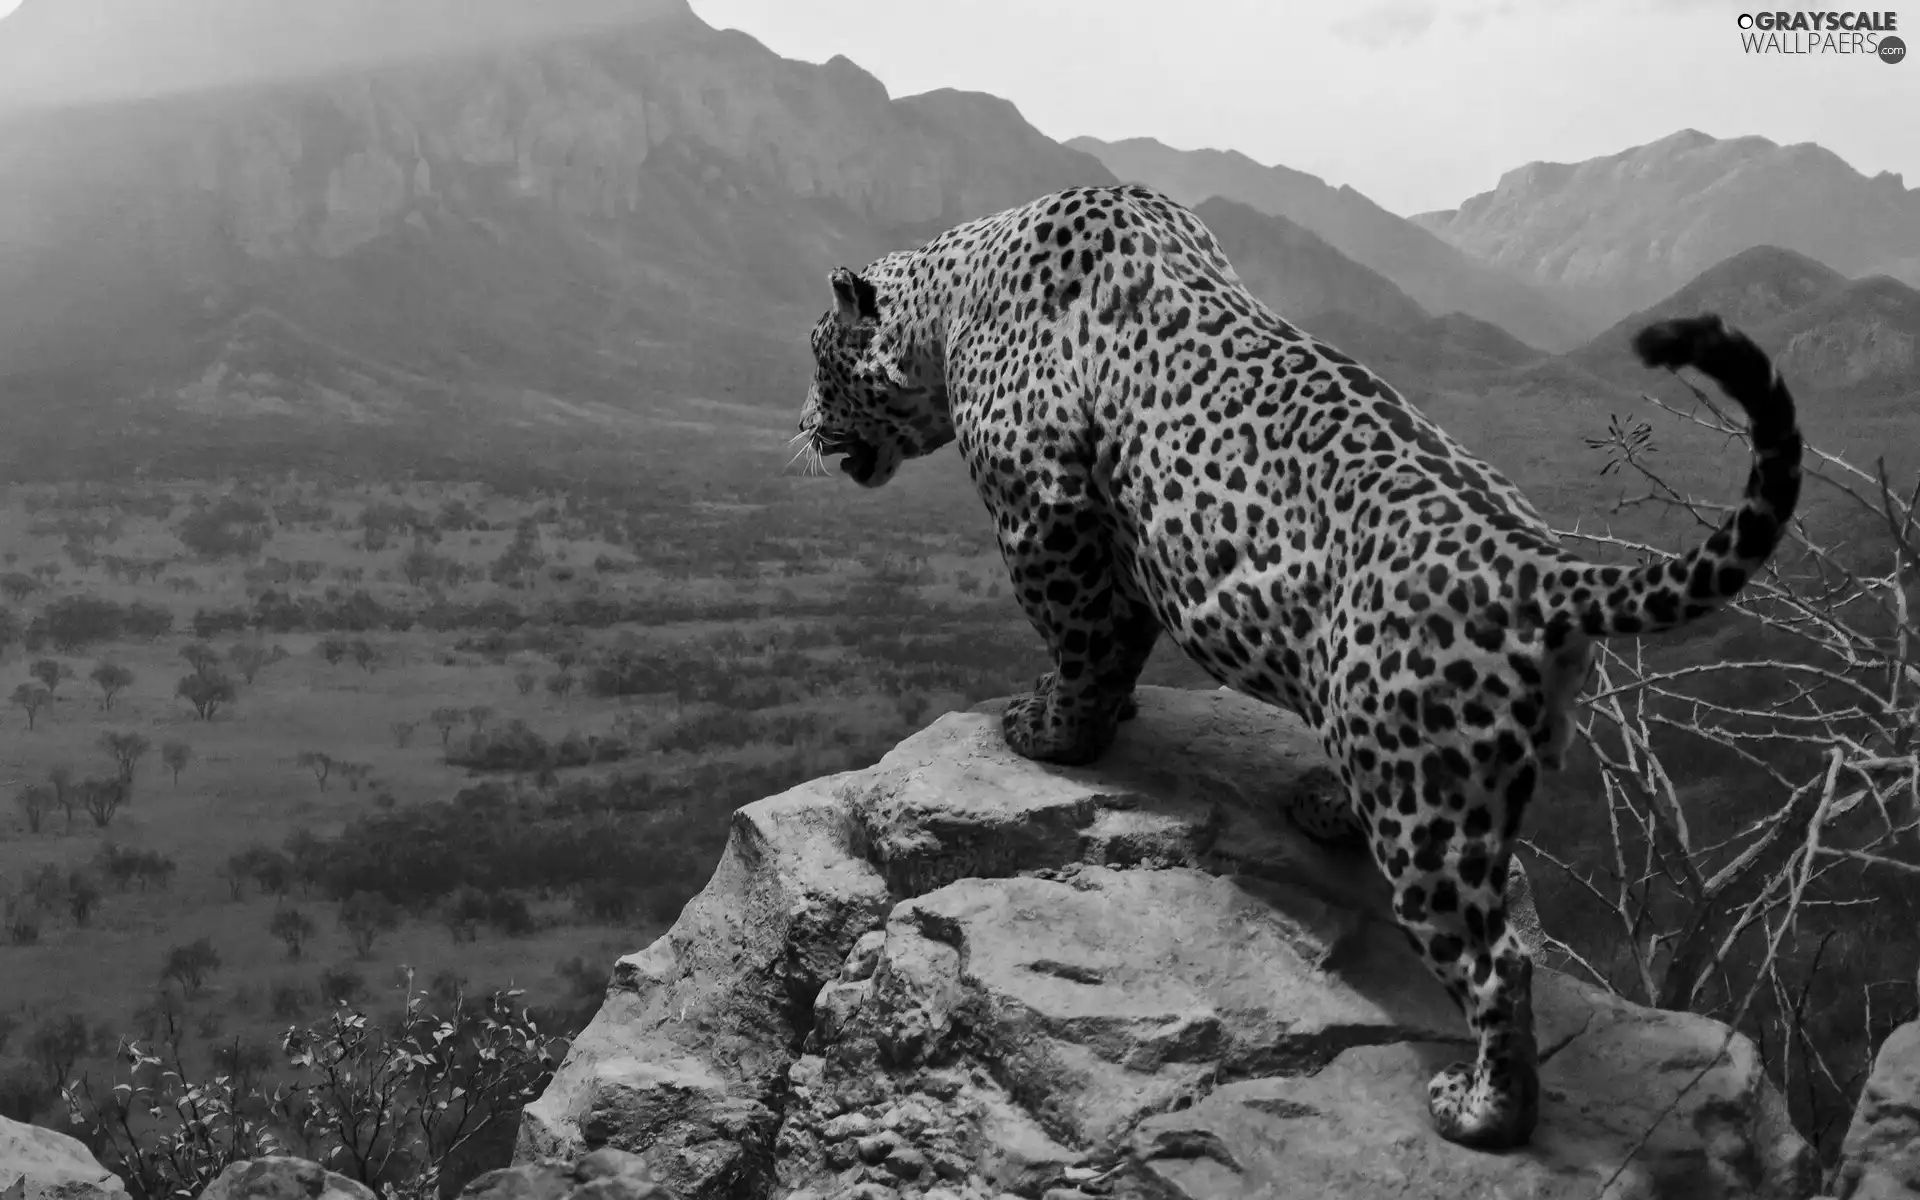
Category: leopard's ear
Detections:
[{"x1": 828, "y1": 267, "x2": 879, "y2": 325}]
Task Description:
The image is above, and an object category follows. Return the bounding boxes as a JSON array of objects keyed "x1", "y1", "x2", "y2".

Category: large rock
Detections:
[
  {"x1": 0, "y1": 1116, "x2": 127, "y2": 1200},
  {"x1": 517, "y1": 686, "x2": 1819, "y2": 1200},
  {"x1": 460, "y1": 1147, "x2": 677, "y2": 1199},
  {"x1": 199, "y1": 1157, "x2": 376, "y2": 1200},
  {"x1": 1832, "y1": 1020, "x2": 1920, "y2": 1199}
]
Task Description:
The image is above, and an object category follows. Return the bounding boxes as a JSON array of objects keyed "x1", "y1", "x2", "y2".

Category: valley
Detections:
[{"x1": 0, "y1": 0, "x2": 1915, "y2": 1194}]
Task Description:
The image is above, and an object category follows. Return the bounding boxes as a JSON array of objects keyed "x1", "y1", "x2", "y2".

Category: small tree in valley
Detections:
[
  {"x1": 162, "y1": 740, "x2": 193, "y2": 786},
  {"x1": 160, "y1": 937, "x2": 222, "y2": 996},
  {"x1": 30, "y1": 658, "x2": 71, "y2": 695},
  {"x1": 89, "y1": 661, "x2": 134, "y2": 710},
  {"x1": 81, "y1": 777, "x2": 129, "y2": 828},
  {"x1": 296, "y1": 751, "x2": 334, "y2": 792},
  {"x1": 177, "y1": 670, "x2": 236, "y2": 720},
  {"x1": 179, "y1": 642, "x2": 221, "y2": 678},
  {"x1": 10, "y1": 684, "x2": 51, "y2": 730},
  {"x1": 99, "y1": 730, "x2": 152, "y2": 792},
  {"x1": 269, "y1": 908, "x2": 316, "y2": 961},
  {"x1": 430, "y1": 707, "x2": 463, "y2": 747},
  {"x1": 228, "y1": 641, "x2": 273, "y2": 685},
  {"x1": 16, "y1": 784, "x2": 54, "y2": 834},
  {"x1": 338, "y1": 892, "x2": 399, "y2": 959}
]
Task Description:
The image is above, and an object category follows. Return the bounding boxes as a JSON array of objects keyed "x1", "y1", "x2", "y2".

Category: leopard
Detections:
[{"x1": 795, "y1": 183, "x2": 1802, "y2": 1150}]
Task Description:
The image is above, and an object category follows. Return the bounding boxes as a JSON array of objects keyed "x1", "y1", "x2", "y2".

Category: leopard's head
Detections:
[{"x1": 797, "y1": 261, "x2": 951, "y2": 488}]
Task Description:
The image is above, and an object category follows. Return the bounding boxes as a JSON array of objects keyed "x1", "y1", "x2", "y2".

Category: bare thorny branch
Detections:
[{"x1": 1535, "y1": 372, "x2": 1920, "y2": 1197}]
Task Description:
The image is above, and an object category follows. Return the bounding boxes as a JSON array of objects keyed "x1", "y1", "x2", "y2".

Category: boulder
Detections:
[
  {"x1": 459, "y1": 1147, "x2": 678, "y2": 1199},
  {"x1": 1831, "y1": 1019, "x2": 1920, "y2": 1199},
  {"x1": 516, "y1": 686, "x2": 1820, "y2": 1200},
  {"x1": 0, "y1": 1116, "x2": 127, "y2": 1200},
  {"x1": 199, "y1": 1157, "x2": 375, "y2": 1200}
]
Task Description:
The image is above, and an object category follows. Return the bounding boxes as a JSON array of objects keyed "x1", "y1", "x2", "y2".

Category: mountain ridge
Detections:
[
  {"x1": 0, "y1": 4, "x2": 1914, "y2": 491},
  {"x1": 1413, "y1": 129, "x2": 1920, "y2": 322},
  {"x1": 1191, "y1": 195, "x2": 1431, "y2": 332},
  {"x1": 1566, "y1": 243, "x2": 1920, "y2": 399},
  {"x1": 0, "y1": 4, "x2": 1120, "y2": 480},
  {"x1": 1067, "y1": 133, "x2": 1593, "y2": 351}
]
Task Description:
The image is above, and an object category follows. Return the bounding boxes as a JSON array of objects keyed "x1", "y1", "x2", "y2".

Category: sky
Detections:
[
  {"x1": 686, "y1": 0, "x2": 1920, "y2": 216},
  {"x1": 0, "y1": 0, "x2": 1912, "y2": 216}
]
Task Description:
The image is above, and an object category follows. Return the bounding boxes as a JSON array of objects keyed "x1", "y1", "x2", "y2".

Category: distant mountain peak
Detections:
[
  {"x1": 1571, "y1": 243, "x2": 1920, "y2": 395},
  {"x1": 902, "y1": 87, "x2": 1030, "y2": 121},
  {"x1": 1651, "y1": 127, "x2": 1717, "y2": 150},
  {"x1": 1416, "y1": 129, "x2": 1920, "y2": 321},
  {"x1": 0, "y1": 7, "x2": 1122, "y2": 478}
]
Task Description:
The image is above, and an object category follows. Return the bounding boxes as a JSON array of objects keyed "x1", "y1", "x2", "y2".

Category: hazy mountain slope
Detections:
[
  {"x1": 1756, "y1": 274, "x2": 1920, "y2": 396},
  {"x1": 1569, "y1": 246, "x2": 1849, "y2": 377},
  {"x1": 1191, "y1": 197, "x2": 1430, "y2": 330},
  {"x1": 0, "y1": 2, "x2": 1118, "y2": 479},
  {"x1": 1570, "y1": 244, "x2": 1920, "y2": 398},
  {"x1": 1414, "y1": 129, "x2": 1920, "y2": 323},
  {"x1": 1068, "y1": 134, "x2": 1591, "y2": 351},
  {"x1": 1402, "y1": 245, "x2": 1920, "y2": 570},
  {"x1": 1308, "y1": 310, "x2": 1545, "y2": 397},
  {"x1": 0, "y1": 0, "x2": 690, "y2": 109},
  {"x1": 1178, "y1": 198, "x2": 1542, "y2": 397}
]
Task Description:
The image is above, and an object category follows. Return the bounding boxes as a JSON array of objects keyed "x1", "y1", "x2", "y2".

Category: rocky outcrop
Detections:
[
  {"x1": 461, "y1": 1147, "x2": 678, "y2": 1199},
  {"x1": 0, "y1": 1130, "x2": 377, "y2": 1200},
  {"x1": 1831, "y1": 1019, "x2": 1920, "y2": 1199},
  {"x1": 200, "y1": 1157, "x2": 375, "y2": 1200},
  {"x1": 515, "y1": 686, "x2": 1820, "y2": 1200},
  {"x1": 0, "y1": 1116, "x2": 127, "y2": 1200}
]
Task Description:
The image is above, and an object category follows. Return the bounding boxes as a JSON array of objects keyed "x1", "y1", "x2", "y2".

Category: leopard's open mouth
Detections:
[{"x1": 818, "y1": 434, "x2": 880, "y2": 485}]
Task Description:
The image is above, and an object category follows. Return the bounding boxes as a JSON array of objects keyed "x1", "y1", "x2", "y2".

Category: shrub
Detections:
[{"x1": 64, "y1": 974, "x2": 566, "y2": 1199}]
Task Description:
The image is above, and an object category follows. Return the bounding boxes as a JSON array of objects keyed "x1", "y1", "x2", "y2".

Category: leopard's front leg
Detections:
[
  {"x1": 994, "y1": 510, "x2": 1159, "y2": 767},
  {"x1": 947, "y1": 324, "x2": 1157, "y2": 766},
  {"x1": 1030, "y1": 671, "x2": 1140, "y2": 723}
]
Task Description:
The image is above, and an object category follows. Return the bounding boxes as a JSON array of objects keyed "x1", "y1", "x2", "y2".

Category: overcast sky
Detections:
[
  {"x1": 688, "y1": 0, "x2": 1920, "y2": 216},
  {"x1": 0, "y1": 0, "x2": 1911, "y2": 216}
]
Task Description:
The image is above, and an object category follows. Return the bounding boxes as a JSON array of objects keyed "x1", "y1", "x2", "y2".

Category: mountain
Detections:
[
  {"x1": 1307, "y1": 310, "x2": 1545, "y2": 391},
  {"x1": 1758, "y1": 274, "x2": 1920, "y2": 396},
  {"x1": 0, "y1": 0, "x2": 680, "y2": 108},
  {"x1": 1413, "y1": 129, "x2": 1920, "y2": 326},
  {"x1": 1569, "y1": 246, "x2": 1849, "y2": 376},
  {"x1": 1067, "y1": 134, "x2": 1592, "y2": 352},
  {"x1": 1395, "y1": 244, "x2": 1920, "y2": 567},
  {"x1": 0, "y1": 0, "x2": 1118, "y2": 481},
  {"x1": 1179, "y1": 198, "x2": 1542, "y2": 395},
  {"x1": 1571, "y1": 244, "x2": 1920, "y2": 399},
  {"x1": 1191, "y1": 197, "x2": 1429, "y2": 331}
]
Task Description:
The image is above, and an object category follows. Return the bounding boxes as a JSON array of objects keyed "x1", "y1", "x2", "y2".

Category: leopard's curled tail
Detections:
[{"x1": 1534, "y1": 314, "x2": 1803, "y2": 639}]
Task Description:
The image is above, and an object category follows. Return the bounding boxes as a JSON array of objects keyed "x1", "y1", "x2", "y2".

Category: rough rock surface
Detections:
[
  {"x1": 517, "y1": 686, "x2": 1819, "y2": 1200},
  {"x1": 1831, "y1": 1020, "x2": 1920, "y2": 1199},
  {"x1": 461, "y1": 1147, "x2": 678, "y2": 1199},
  {"x1": 0, "y1": 1117, "x2": 128, "y2": 1200},
  {"x1": 199, "y1": 1157, "x2": 375, "y2": 1200}
]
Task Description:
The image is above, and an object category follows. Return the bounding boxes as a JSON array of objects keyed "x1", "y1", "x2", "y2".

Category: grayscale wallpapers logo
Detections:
[{"x1": 1735, "y1": 11, "x2": 1904, "y2": 60}]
